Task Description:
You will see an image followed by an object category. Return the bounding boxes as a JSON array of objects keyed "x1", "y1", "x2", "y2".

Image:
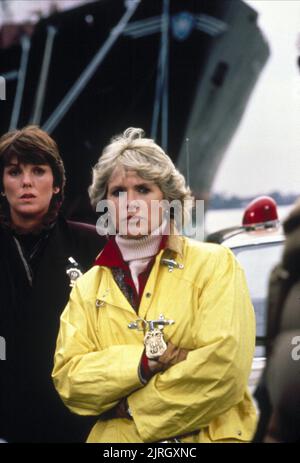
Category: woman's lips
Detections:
[
  {"x1": 126, "y1": 215, "x2": 142, "y2": 221},
  {"x1": 20, "y1": 194, "x2": 36, "y2": 199}
]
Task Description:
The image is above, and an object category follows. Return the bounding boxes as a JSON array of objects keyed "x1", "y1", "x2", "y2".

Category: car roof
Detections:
[{"x1": 206, "y1": 225, "x2": 285, "y2": 249}]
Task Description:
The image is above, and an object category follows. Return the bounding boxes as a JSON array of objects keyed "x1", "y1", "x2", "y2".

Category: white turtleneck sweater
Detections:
[{"x1": 116, "y1": 220, "x2": 167, "y2": 292}]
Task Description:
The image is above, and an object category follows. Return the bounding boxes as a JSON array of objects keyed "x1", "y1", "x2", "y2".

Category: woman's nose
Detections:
[
  {"x1": 126, "y1": 189, "x2": 137, "y2": 201},
  {"x1": 127, "y1": 195, "x2": 140, "y2": 211},
  {"x1": 22, "y1": 171, "x2": 33, "y2": 186},
  {"x1": 125, "y1": 190, "x2": 136, "y2": 204}
]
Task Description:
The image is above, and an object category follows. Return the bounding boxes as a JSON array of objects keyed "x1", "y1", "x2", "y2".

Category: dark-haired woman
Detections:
[{"x1": 0, "y1": 125, "x2": 104, "y2": 442}]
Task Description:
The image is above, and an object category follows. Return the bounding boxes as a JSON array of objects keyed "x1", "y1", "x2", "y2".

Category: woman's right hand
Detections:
[{"x1": 148, "y1": 342, "x2": 190, "y2": 373}]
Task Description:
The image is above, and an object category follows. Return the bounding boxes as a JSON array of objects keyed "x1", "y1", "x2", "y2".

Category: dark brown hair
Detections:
[{"x1": 0, "y1": 125, "x2": 66, "y2": 226}]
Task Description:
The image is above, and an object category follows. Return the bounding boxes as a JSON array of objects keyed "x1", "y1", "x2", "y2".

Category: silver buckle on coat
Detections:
[{"x1": 161, "y1": 258, "x2": 184, "y2": 272}]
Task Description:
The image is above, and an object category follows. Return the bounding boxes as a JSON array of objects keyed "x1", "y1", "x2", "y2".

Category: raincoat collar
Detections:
[{"x1": 94, "y1": 220, "x2": 184, "y2": 266}]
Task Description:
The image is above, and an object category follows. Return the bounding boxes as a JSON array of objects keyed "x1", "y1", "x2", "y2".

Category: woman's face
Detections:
[
  {"x1": 107, "y1": 167, "x2": 164, "y2": 238},
  {"x1": 2, "y1": 157, "x2": 59, "y2": 225}
]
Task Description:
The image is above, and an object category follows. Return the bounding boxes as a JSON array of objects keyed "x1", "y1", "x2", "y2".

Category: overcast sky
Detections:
[{"x1": 212, "y1": 0, "x2": 300, "y2": 197}]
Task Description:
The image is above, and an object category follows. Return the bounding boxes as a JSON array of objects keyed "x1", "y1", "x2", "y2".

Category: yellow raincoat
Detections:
[{"x1": 52, "y1": 234, "x2": 257, "y2": 443}]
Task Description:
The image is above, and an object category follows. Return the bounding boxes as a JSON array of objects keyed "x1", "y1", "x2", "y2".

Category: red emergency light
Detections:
[{"x1": 242, "y1": 196, "x2": 279, "y2": 229}]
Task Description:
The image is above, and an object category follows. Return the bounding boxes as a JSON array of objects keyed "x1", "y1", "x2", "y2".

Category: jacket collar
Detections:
[
  {"x1": 95, "y1": 236, "x2": 128, "y2": 270},
  {"x1": 165, "y1": 223, "x2": 184, "y2": 257},
  {"x1": 94, "y1": 223, "x2": 185, "y2": 316},
  {"x1": 95, "y1": 220, "x2": 184, "y2": 267}
]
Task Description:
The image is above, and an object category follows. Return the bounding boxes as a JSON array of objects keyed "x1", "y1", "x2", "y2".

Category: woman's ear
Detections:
[{"x1": 53, "y1": 186, "x2": 60, "y2": 194}]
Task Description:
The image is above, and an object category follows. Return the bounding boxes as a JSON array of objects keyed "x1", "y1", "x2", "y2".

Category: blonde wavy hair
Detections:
[{"x1": 88, "y1": 128, "x2": 194, "y2": 222}]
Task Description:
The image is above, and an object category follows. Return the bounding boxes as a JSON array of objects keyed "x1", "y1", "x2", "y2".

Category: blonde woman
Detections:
[{"x1": 52, "y1": 128, "x2": 256, "y2": 443}]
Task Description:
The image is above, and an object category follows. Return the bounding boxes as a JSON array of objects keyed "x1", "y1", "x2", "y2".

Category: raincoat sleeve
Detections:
[
  {"x1": 127, "y1": 246, "x2": 256, "y2": 442},
  {"x1": 52, "y1": 282, "x2": 144, "y2": 416}
]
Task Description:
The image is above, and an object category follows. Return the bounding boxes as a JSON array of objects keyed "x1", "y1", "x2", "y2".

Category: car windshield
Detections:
[{"x1": 232, "y1": 241, "x2": 284, "y2": 357}]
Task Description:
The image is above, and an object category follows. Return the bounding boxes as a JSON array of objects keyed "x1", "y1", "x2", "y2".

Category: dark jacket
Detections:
[
  {"x1": 254, "y1": 202, "x2": 300, "y2": 442},
  {"x1": 0, "y1": 216, "x2": 105, "y2": 442}
]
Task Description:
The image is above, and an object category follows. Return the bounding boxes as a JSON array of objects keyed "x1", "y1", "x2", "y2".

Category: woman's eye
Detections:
[
  {"x1": 33, "y1": 167, "x2": 46, "y2": 175},
  {"x1": 7, "y1": 168, "x2": 20, "y2": 177},
  {"x1": 110, "y1": 188, "x2": 124, "y2": 197},
  {"x1": 137, "y1": 186, "x2": 150, "y2": 194}
]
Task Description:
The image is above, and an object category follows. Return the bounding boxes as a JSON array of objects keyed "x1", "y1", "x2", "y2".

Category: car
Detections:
[{"x1": 206, "y1": 196, "x2": 285, "y2": 394}]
